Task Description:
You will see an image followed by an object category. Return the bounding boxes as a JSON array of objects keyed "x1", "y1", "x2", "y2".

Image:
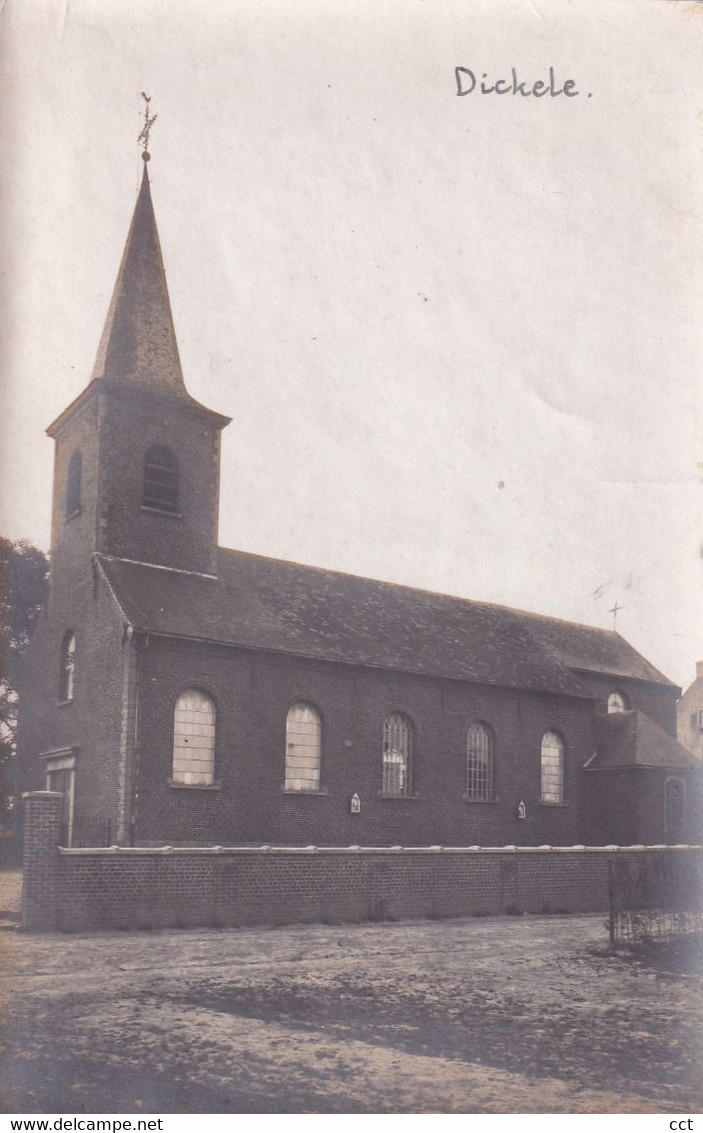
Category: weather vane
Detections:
[{"x1": 137, "y1": 92, "x2": 158, "y2": 161}]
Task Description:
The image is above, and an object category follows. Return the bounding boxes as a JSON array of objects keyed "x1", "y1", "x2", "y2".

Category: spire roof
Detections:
[
  {"x1": 90, "y1": 160, "x2": 186, "y2": 395},
  {"x1": 47, "y1": 156, "x2": 231, "y2": 438}
]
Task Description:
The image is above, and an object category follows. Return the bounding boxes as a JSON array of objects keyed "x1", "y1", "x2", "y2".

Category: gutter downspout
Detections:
[{"x1": 116, "y1": 623, "x2": 138, "y2": 845}]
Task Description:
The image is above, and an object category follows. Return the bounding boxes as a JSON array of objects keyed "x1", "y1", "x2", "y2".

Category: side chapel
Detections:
[{"x1": 17, "y1": 151, "x2": 701, "y2": 850}]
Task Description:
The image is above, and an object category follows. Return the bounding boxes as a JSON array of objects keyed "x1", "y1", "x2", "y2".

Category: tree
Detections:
[{"x1": 0, "y1": 538, "x2": 49, "y2": 822}]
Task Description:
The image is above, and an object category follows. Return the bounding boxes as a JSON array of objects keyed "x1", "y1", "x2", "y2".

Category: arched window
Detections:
[
  {"x1": 66, "y1": 450, "x2": 82, "y2": 518},
  {"x1": 607, "y1": 691, "x2": 628, "y2": 714},
  {"x1": 466, "y1": 722, "x2": 495, "y2": 800},
  {"x1": 540, "y1": 730, "x2": 565, "y2": 804},
  {"x1": 172, "y1": 689, "x2": 216, "y2": 786},
  {"x1": 59, "y1": 631, "x2": 76, "y2": 702},
  {"x1": 143, "y1": 445, "x2": 180, "y2": 513},
  {"x1": 285, "y1": 702, "x2": 322, "y2": 791},
  {"x1": 382, "y1": 713, "x2": 413, "y2": 796},
  {"x1": 665, "y1": 778, "x2": 686, "y2": 842}
]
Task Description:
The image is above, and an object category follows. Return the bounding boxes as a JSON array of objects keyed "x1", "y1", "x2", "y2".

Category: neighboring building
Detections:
[
  {"x1": 677, "y1": 662, "x2": 703, "y2": 762},
  {"x1": 16, "y1": 155, "x2": 702, "y2": 850}
]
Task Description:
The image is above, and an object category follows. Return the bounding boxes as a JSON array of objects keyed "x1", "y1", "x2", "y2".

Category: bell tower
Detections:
[{"x1": 46, "y1": 144, "x2": 231, "y2": 578}]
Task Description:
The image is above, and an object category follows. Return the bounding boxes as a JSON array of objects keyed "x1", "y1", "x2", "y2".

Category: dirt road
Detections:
[{"x1": 1, "y1": 912, "x2": 700, "y2": 1113}]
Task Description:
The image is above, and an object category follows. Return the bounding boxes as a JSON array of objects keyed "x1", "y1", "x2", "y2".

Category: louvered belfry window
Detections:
[
  {"x1": 172, "y1": 689, "x2": 216, "y2": 786},
  {"x1": 143, "y1": 444, "x2": 180, "y2": 513},
  {"x1": 540, "y1": 731, "x2": 565, "y2": 803},
  {"x1": 382, "y1": 713, "x2": 413, "y2": 796},
  {"x1": 285, "y1": 703, "x2": 322, "y2": 791},
  {"x1": 466, "y1": 722, "x2": 494, "y2": 800}
]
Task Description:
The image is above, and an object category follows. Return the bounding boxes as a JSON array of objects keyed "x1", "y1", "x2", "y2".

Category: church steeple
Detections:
[
  {"x1": 46, "y1": 117, "x2": 230, "y2": 577},
  {"x1": 90, "y1": 159, "x2": 186, "y2": 396}
]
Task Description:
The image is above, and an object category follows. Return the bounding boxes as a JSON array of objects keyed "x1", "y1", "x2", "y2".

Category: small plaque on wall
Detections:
[{"x1": 350, "y1": 792, "x2": 361, "y2": 814}]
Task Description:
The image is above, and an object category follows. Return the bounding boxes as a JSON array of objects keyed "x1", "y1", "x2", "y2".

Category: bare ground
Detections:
[{"x1": 1, "y1": 905, "x2": 701, "y2": 1114}]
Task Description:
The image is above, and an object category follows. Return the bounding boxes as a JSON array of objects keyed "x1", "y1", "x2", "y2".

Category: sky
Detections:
[{"x1": 0, "y1": 0, "x2": 701, "y2": 688}]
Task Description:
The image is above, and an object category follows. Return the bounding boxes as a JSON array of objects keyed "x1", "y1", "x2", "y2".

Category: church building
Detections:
[{"x1": 17, "y1": 152, "x2": 701, "y2": 852}]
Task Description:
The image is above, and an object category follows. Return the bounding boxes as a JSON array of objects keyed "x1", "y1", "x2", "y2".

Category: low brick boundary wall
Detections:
[{"x1": 21, "y1": 792, "x2": 703, "y2": 933}]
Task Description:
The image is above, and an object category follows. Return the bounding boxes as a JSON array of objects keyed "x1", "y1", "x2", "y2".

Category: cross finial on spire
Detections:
[
  {"x1": 137, "y1": 92, "x2": 158, "y2": 162},
  {"x1": 609, "y1": 600, "x2": 623, "y2": 630}
]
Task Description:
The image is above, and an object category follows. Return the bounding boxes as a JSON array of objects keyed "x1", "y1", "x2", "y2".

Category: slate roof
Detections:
[
  {"x1": 591, "y1": 710, "x2": 699, "y2": 770},
  {"x1": 521, "y1": 611, "x2": 674, "y2": 686},
  {"x1": 97, "y1": 548, "x2": 676, "y2": 698},
  {"x1": 91, "y1": 163, "x2": 188, "y2": 398},
  {"x1": 48, "y1": 165, "x2": 230, "y2": 438}
]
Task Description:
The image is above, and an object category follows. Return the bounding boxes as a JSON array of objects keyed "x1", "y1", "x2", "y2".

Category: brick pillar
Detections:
[{"x1": 21, "y1": 791, "x2": 62, "y2": 932}]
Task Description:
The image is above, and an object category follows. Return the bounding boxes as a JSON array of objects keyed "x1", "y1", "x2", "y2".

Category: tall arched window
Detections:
[
  {"x1": 143, "y1": 445, "x2": 180, "y2": 514},
  {"x1": 466, "y1": 722, "x2": 495, "y2": 800},
  {"x1": 59, "y1": 631, "x2": 76, "y2": 702},
  {"x1": 285, "y1": 702, "x2": 322, "y2": 791},
  {"x1": 607, "y1": 691, "x2": 628, "y2": 714},
  {"x1": 540, "y1": 730, "x2": 565, "y2": 804},
  {"x1": 172, "y1": 689, "x2": 216, "y2": 786},
  {"x1": 382, "y1": 713, "x2": 413, "y2": 796},
  {"x1": 66, "y1": 450, "x2": 82, "y2": 518},
  {"x1": 665, "y1": 778, "x2": 686, "y2": 842}
]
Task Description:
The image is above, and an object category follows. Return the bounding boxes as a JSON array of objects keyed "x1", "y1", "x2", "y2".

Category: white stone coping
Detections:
[{"x1": 58, "y1": 843, "x2": 703, "y2": 857}]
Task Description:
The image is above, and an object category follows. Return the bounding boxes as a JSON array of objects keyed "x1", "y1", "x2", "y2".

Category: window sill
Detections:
[
  {"x1": 378, "y1": 792, "x2": 420, "y2": 800},
  {"x1": 140, "y1": 505, "x2": 182, "y2": 519},
  {"x1": 168, "y1": 779, "x2": 221, "y2": 791},
  {"x1": 463, "y1": 796, "x2": 499, "y2": 804},
  {"x1": 539, "y1": 800, "x2": 571, "y2": 808},
  {"x1": 281, "y1": 786, "x2": 328, "y2": 796}
]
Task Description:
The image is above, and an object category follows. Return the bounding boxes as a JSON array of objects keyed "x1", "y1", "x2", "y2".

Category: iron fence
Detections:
[{"x1": 608, "y1": 853, "x2": 703, "y2": 949}]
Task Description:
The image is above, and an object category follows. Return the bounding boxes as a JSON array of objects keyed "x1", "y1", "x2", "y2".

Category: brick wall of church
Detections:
[
  {"x1": 584, "y1": 766, "x2": 703, "y2": 846},
  {"x1": 133, "y1": 635, "x2": 597, "y2": 847},
  {"x1": 97, "y1": 390, "x2": 221, "y2": 575},
  {"x1": 18, "y1": 391, "x2": 135, "y2": 836},
  {"x1": 16, "y1": 562, "x2": 131, "y2": 839}
]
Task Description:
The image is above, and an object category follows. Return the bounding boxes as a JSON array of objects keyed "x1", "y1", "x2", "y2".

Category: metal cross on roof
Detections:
[{"x1": 609, "y1": 600, "x2": 624, "y2": 630}]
